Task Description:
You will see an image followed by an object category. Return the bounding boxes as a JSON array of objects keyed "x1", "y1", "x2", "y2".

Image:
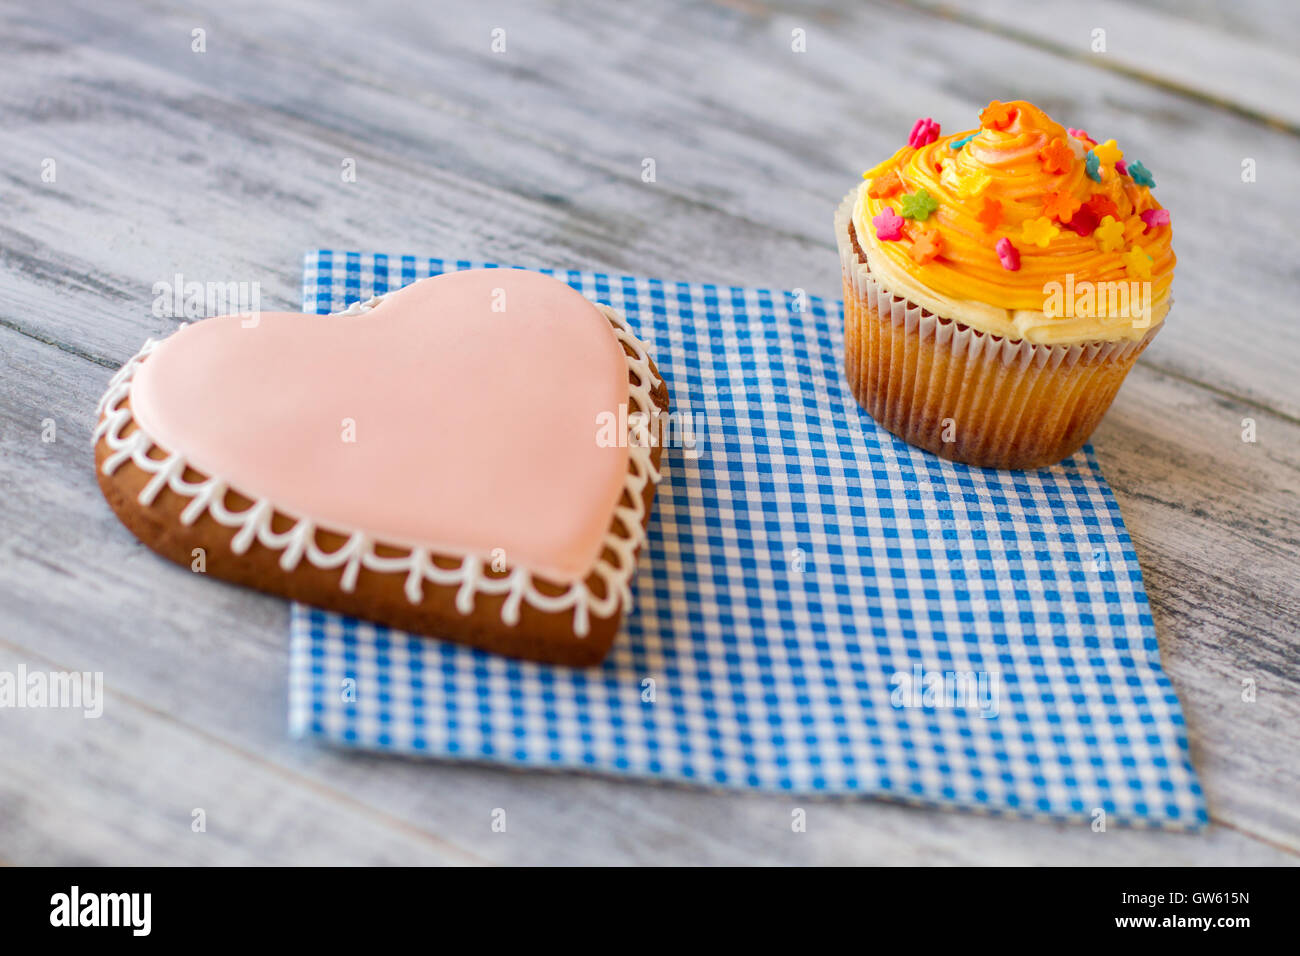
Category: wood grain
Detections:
[
  {"x1": 0, "y1": 0, "x2": 1296, "y2": 864},
  {"x1": 902, "y1": 0, "x2": 1300, "y2": 131}
]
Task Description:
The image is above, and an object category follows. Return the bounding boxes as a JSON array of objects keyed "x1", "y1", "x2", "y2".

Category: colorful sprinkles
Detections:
[
  {"x1": 1039, "y1": 137, "x2": 1074, "y2": 174},
  {"x1": 1093, "y1": 139, "x2": 1123, "y2": 166},
  {"x1": 1128, "y1": 161, "x2": 1156, "y2": 187},
  {"x1": 859, "y1": 104, "x2": 1167, "y2": 281},
  {"x1": 873, "y1": 206, "x2": 904, "y2": 241},
  {"x1": 980, "y1": 100, "x2": 1016, "y2": 130},
  {"x1": 898, "y1": 188, "x2": 938, "y2": 221},
  {"x1": 1085, "y1": 194, "x2": 1120, "y2": 221},
  {"x1": 1140, "y1": 208, "x2": 1171, "y2": 231},
  {"x1": 995, "y1": 237, "x2": 1020, "y2": 271},
  {"x1": 867, "y1": 169, "x2": 904, "y2": 198},
  {"x1": 908, "y1": 117, "x2": 941, "y2": 148},
  {"x1": 1021, "y1": 216, "x2": 1061, "y2": 248},
  {"x1": 1066, "y1": 205, "x2": 1100, "y2": 237},
  {"x1": 977, "y1": 197, "x2": 1003, "y2": 232},
  {"x1": 953, "y1": 168, "x2": 992, "y2": 199},
  {"x1": 1122, "y1": 244, "x2": 1154, "y2": 279},
  {"x1": 1042, "y1": 189, "x2": 1082, "y2": 223},
  {"x1": 1085, "y1": 152, "x2": 1102, "y2": 182},
  {"x1": 1094, "y1": 215, "x2": 1126, "y2": 252},
  {"x1": 908, "y1": 225, "x2": 943, "y2": 264}
]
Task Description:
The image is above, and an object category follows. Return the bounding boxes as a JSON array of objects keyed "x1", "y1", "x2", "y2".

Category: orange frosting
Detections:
[{"x1": 856, "y1": 101, "x2": 1174, "y2": 316}]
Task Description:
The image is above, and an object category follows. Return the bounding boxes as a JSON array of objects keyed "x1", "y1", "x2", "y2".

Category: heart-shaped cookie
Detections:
[{"x1": 94, "y1": 268, "x2": 669, "y2": 665}]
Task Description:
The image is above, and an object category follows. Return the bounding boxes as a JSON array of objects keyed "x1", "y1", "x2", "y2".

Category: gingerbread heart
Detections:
[{"x1": 94, "y1": 268, "x2": 669, "y2": 665}]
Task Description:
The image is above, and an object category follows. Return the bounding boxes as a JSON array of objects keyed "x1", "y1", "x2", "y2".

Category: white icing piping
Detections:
[{"x1": 94, "y1": 294, "x2": 664, "y2": 638}]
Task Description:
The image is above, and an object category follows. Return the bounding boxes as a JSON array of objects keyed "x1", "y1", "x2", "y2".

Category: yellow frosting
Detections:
[{"x1": 851, "y1": 101, "x2": 1174, "y2": 345}]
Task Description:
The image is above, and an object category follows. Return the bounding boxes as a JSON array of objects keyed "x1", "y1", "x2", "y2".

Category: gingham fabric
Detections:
[{"x1": 288, "y1": 250, "x2": 1206, "y2": 829}]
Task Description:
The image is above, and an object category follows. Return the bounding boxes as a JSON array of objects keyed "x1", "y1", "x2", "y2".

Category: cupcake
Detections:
[{"x1": 835, "y1": 101, "x2": 1174, "y2": 469}]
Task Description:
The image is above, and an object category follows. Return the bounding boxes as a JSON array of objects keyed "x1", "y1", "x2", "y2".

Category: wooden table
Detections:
[{"x1": 2, "y1": 0, "x2": 1296, "y2": 865}]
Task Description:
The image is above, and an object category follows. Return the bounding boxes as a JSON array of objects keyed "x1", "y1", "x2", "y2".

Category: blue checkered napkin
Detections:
[{"x1": 288, "y1": 251, "x2": 1206, "y2": 830}]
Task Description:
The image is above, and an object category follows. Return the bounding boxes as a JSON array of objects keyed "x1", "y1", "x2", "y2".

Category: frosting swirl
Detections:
[{"x1": 852, "y1": 101, "x2": 1174, "y2": 344}]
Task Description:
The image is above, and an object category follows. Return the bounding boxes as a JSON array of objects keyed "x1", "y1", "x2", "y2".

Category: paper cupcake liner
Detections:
[{"x1": 834, "y1": 190, "x2": 1160, "y2": 470}]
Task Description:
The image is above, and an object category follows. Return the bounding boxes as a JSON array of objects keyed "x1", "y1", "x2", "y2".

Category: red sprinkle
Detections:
[
  {"x1": 1083, "y1": 194, "x2": 1120, "y2": 222},
  {"x1": 1066, "y1": 206, "x2": 1100, "y2": 237},
  {"x1": 995, "y1": 237, "x2": 1020, "y2": 271},
  {"x1": 909, "y1": 117, "x2": 941, "y2": 148},
  {"x1": 1140, "y1": 208, "x2": 1171, "y2": 231}
]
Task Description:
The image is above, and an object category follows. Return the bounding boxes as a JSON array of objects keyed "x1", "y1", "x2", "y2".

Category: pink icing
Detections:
[{"x1": 129, "y1": 269, "x2": 632, "y2": 583}]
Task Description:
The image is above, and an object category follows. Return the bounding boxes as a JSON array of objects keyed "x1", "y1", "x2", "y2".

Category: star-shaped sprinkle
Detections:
[
  {"x1": 1021, "y1": 216, "x2": 1060, "y2": 248},
  {"x1": 898, "y1": 188, "x2": 938, "y2": 220},
  {"x1": 1042, "y1": 189, "x2": 1082, "y2": 223},
  {"x1": 1093, "y1": 139, "x2": 1123, "y2": 166},
  {"x1": 1067, "y1": 127, "x2": 1095, "y2": 146},
  {"x1": 977, "y1": 197, "x2": 1003, "y2": 232},
  {"x1": 953, "y1": 168, "x2": 992, "y2": 198},
  {"x1": 1123, "y1": 244, "x2": 1153, "y2": 279},
  {"x1": 1039, "y1": 137, "x2": 1074, "y2": 174},
  {"x1": 1094, "y1": 215, "x2": 1126, "y2": 252},
  {"x1": 909, "y1": 117, "x2": 941, "y2": 148},
  {"x1": 873, "y1": 205, "x2": 904, "y2": 240},
  {"x1": 980, "y1": 100, "x2": 1016, "y2": 130},
  {"x1": 1085, "y1": 152, "x2": 1102, "y2": 182},
  {"x1": 867, "y1": 169, "x2": 904, "y2": 198},
  {"x1": 995, "y1": 237, "x2": 1020, "y2": 271},
  {"x1": 1066, "y1": 206, "x2": 1099, "y2": 237},
  {"x1": 1139, "y1": 208, "x2": 1171, "y2": 231},
  {"x1": 1115, "y1": 159, "x2": 1129, "y2": 176},
  {"x1": 1083, "y1": 194, "x2": 1120, "y2": 222},
  {"x1": 1128, "y1": 161, "x2": 1156, "y2": 187},
  {"x1": 908, "y1": 225, "x2": 943, "y2": 264},
  {"x1": 949, "y1": 132, "x2": 978, "y2": 150}
]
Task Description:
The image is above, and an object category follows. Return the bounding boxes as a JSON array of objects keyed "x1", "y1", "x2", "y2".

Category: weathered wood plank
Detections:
[
  {"x1": 0, "y1": 641, "x2": 487, "y2": 865},
  {"x1": 2, "y1": 0, "x2": 1299, "y2": 419},
  {"x1": 1, "y1": 0, "x2": 1297, "y2": 864},
  {"x1": 901, "y1": 0, "x2": 1300, "y2": 130},
  {"x1": 1, "y1": 304, "x2": 1296, "y2": 863},
  {"x1": 1090, "y1": 372, "x2": 1300, "y2": 852}
]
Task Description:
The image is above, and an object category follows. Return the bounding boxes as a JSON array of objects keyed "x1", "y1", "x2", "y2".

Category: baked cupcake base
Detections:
[{"x1": 836, "y1": 190, "x2": 1159, "y2": 470}]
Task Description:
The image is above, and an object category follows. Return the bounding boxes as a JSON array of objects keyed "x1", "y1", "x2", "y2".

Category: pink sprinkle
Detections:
[
  {"x1": 996, "y1": 237, "x2": 1020, "y2": 271},
  {"x1": 1140, "y1": 208, "x2": 1171, "y2": 231},
  {"x1": 1115, "y1": 159, "x2": 1129, "y2": 176},
  {"x1": 1067, "y1": 127, "x2": 1095, "y2": 145},
  {"x1": 908, "y1": 117, "x2": 941, "y2": 148},
  {"x1": 873, "y1": 206, "x2": 905, "y2": 241}
]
